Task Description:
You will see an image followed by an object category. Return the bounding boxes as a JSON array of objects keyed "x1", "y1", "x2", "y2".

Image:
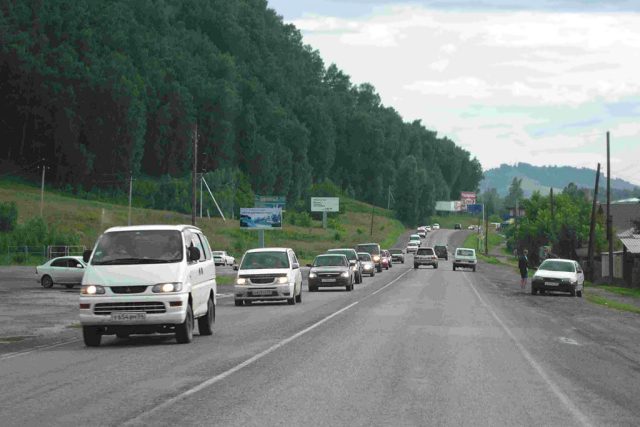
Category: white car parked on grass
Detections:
[
  {"x1": 78, "y1": 224, "x2": 217, "y2": 347},
  {"x1": 234, "y1": 247, "x2": 303, "y2": 306},
  {"x1": 36, "y1": 256, "x2": 86, "y2": 289}
]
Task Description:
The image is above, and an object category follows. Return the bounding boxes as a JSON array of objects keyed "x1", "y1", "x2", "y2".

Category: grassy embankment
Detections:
[
  {"x1": 0, "y1": 179, "x2": 408, "y2": 265},
  {"x1": 583, "y1": 283, "x2": 640, "y2": 314}
]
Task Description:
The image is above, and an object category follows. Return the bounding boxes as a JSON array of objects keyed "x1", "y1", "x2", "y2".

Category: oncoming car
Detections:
[
  {"x1": 356, "y1": 243, "x2": 382, "y2": 272},
  {"x1": 308, "y1": 254, "x2": 354, "y2": 292},
  {"x1": 78, "y1": 225, "x2": 216, "y2": 347},
  {"x1": 234, "y1": 248, "x2": 303, "y2": 306},
  {"x1": 357, "y1": 252, "x2": 376, "y2": 277},
  {"x1": 531, "y1": 259, "x2": 585, "y2": 297}
]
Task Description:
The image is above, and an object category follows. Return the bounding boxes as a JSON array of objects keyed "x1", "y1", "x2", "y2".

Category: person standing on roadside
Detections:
[{"x1": 518, "y1": 249, "x2": 529, "y2": 289}]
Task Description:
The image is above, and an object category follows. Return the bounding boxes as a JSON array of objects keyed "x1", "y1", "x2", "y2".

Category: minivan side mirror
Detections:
[
  {"x1": 292, "y1": 262, "x2": 300, "y2": 270},
  {"x1": 188, "y1": 246, "x2": 200, "y2": 262},
  {"x1": 349, "y1": 260, "x2": 356, "y2": 265},
  {"x1": 82, "y1": 250, "x2": 92, "y2": 263},
  {"x1": 306, "y1": 263, "x2": 313, "y2": 268}
]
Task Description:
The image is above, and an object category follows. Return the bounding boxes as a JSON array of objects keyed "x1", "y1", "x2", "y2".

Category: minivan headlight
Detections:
[
  {"x1": 309, "y1": 272, "x2": 317, "y2": 278},
  {"x1": 236, "y1": 277, "x2": 247, "y2": 285},
  {"x1": 81, "y1": 285, "x2": 105, "y2": 295},
  {"x1": 373, "y1": 255, "x2": 380, "y2": 262},
  {"x1": 152, "y1": 283, "x2": 182, "y2": 293},
  {"x1": 341, "y1": 271, "x2": 349, "y2": 278},
  {"x1": 277, "y1": 276, "x2": 289, "y2": 284}
]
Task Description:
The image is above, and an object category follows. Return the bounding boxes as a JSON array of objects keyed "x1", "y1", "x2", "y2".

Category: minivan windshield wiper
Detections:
[{"x1": 92, "y1": 258, "x2": 179, "y2": 265}]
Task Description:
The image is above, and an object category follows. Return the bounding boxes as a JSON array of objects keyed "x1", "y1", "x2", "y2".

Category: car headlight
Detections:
[
  {"x1": 81, "y1": 285, "x2": 105, "y2": 295},
  {"x1": 373, "y1": 255, "x2": 380, "y2": 262},
  {"x1": 277, "y1": 276, "x2": 289, "y2": 284},
  {"x1": 152, "y1": 282, "x2": 182, "y2": 293},
  {"x1": 352, "y1": 265, "x2": 358, "y2": 271},
  {"x1": 236, "y1": 277, "x2": 247, "y2": 285},
  {"x1": 341, "y1": 271, "x2": 349, "y2": 278},
  {"x1": 309, "y1": 272, "x2": 317, "y2": 278}
]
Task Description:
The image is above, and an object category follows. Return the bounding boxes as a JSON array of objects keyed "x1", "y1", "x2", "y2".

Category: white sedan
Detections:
[
  {"x1": 36, "y1": 256, "x2": 86, "y2": 289},
  {"x1": 531, "y1": 259, "x2": 585, "y2": 297},
  {"x1": 212, "y1": 251, "x2": 235, "y2": 266}
]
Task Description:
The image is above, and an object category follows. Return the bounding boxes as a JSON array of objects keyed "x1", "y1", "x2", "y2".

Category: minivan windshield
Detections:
[
  {"x1": 539, "y1": 260, "x2": 576, "y2": 272},
  {"x1": 314, "y1": 255, "x2": 347, "y2": 267},
  {"x1": 91, "y1": 230, "x2": 183, "y2": 265},
  {"x1": 240, "y1": 251, "x2": 290, "y2": 269},
  {"x1": 327, "y1": 249, "x2": 356, "y2": 261},
  {"x1": 356, "y1": 244, "x2": 380, "y2": 255}
]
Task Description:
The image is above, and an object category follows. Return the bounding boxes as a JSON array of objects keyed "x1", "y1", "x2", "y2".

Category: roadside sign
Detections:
[
  {"x1": 460, "y1": 191, "x2": 477, "y2": 207},
  {"x1": 255, "y1": 195, "x2": 286, "y2": 209},
  {"x1": 240, "y1": 208, "x2": 282, "y2": 229},
  {"x1": 466, "y1": 204, "x2": 483, "y2": 214},
  {"x1": 311, "y1": 197, "x2": 339, "y2": 212}
]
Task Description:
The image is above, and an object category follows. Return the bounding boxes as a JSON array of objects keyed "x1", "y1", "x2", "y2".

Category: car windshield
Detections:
[
  {"x1": 417, "y1": 248, "x2": 434, "y2": 255},
  {"x1": 358, "y1": 253, "x2": 372, "y2": 261},
  {"x1": 457, "y1": 249, "x2": 474, "y2": 256},
  {"x1": 389, "y1": 249, "x2": 402, "y2": 254},
  {"x1": 91, "y1": 230, "x2": 183, "y2": 265},
  {"x1": 328, "y1": 249, "x2": 356, "y2": 260},
  {"x1": 539, "y1": 260, "x2": 576, "y2": 272},
  {"x1": 241, "y1": 251, "x2": 290, "y2": 269},
  {"x1": 212, "y1": 251, "x2": 224, "y2": 256},
  {"x1": 356, "y1": 244, "x2": 380, "y2": 255},
  {"x1": 314, "y1": 255, "x2": 347, "y2": 267}
]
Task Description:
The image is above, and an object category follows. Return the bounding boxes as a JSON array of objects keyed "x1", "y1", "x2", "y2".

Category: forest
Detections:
[{"x1": 0, "y1": 0, "x2": 482, "y2": 225}]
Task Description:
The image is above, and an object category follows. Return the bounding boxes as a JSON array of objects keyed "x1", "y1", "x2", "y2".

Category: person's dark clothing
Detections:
[{"x1": 518, "y1": 255, "x2": 528, "y2": 279}]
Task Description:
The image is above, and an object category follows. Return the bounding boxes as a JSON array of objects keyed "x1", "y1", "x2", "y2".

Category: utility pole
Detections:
[
  {"x1": 606, "y1": 131, "x2": 613, "y2": 281},
  {"x1": 128, "y1": 172, "x2": 133, "y2": 226},
  {"x1": 39, "y1": 160, "x2": 46, "y2": 217},
  {"x1": 387, "y1": 186, "x2": 391, "y2": 210},
  {"x1": 199, "y1": 172, "x2": 203, "y2": 218},
  {"x1": 191, "y1": 123, "x2": 198, "y2": 226},
  {"x1": 550, "y1": 187, "x2": 555, "y2": 221},
  {"x1": 484, "y1": 204, "x2": 488, "y2": 255},
  {"x1": 370, "y1": 205, "x2": 374, "y2": 236},
  {"x1": 587, "y1": 163, "x2": 601, "y2": 281}
]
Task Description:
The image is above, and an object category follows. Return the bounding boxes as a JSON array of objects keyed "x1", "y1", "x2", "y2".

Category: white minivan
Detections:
[{"x1": 79, "y1": 225, "x2": 216, "y2": 346}]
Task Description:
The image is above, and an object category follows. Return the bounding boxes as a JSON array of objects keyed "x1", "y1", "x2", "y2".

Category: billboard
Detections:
[
  {"x1": 466, "y1": 204, "x2": 483, "y2": 214},
  {"x1": 240, "y1": 208, "x2": 282, "y2": 229},
  {"x1": 436, "y1": 201, "x2": 457, "y2": 212},
  {"x1": 254, "y1": 195, "x2": 286, "y2": 209},
  {"x1": 460, "y1": 192, "x2": 477, "y2": 207},
  {"x1": 311, "y1": 197, "x2": 339, "y2": 212}
]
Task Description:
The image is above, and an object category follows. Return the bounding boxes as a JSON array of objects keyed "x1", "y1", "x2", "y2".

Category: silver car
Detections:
[{"x1": 36, "y1": 256, "x2": 86, "y2": 289}]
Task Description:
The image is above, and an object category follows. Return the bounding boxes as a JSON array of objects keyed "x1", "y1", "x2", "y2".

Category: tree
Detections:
[{"x1": 504, "y1": 177, "x2": 524, "y2": 209}]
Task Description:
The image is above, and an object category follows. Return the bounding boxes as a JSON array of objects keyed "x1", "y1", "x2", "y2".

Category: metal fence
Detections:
[
  {"x1": 47, "y1": 245, "x2": 87, "y2": 259},
  {"x1": 4, "y1": 245, "x2": 86, "y2": 264}
]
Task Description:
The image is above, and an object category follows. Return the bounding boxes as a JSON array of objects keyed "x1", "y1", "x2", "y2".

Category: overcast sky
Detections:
[{"x1": 267, "y1": 0, "x2": 640, "y2": 185}]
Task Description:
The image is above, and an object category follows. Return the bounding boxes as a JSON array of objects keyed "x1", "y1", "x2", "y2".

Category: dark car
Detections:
[
  {"x1": 327, "y1": 248, "x2": 363, "y2": 284},
  {"x1": 389, "y1": 248, "x2": 405, "y2": 264},
  {"x1": 434, "y1": 245, "x2": 448, "y2": 260},
  {"x1": 454, "y1": 223, "x2": 462, "y2": 230},
  {"x1": 356, "y1": 243, "x2": 382, "y2": 272},
  {"x1": 307, "y1": 254, "x2": 354, "y2": 292}
]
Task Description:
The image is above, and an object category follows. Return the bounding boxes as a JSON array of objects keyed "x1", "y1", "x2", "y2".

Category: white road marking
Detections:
[
  {"x1": 0, "y1": 339, "x2": 80, "y2": 361},
  {"x1": 559, "y1": 337, "x2": 581, "y2": 346},
  {"x1": 123, "y1": 267, "x2": 411, "y2": 425},
  {"x1": 462, "y1": 272, "x2": 593, "y2": 427}
]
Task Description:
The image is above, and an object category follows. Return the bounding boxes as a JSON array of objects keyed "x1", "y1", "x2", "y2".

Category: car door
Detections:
[
  {"x1": 183, "y1": 230, "x2": 207, "y2": 316},
  {"x1": 198, "y1": 233, "x2": 216, "y2": 306},
  {"x1": 68, "y1": 259, "x2": 85, "y2": 284},
  {"x1": 49, "y1": 258, "x2": 70, "y2": 283}
]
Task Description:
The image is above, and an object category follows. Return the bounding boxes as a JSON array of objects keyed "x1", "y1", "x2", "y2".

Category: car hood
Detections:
[
  {"x1": 311, "y1": 266, "x2": 349, "y2": 273},
  {"x1": 533, "y1": 270, "x2": 576, "y2": 280},
  {"x1": 83, "y1": 263, "x2": 185, "y2": 286},
  {"x1": 238, "y1": 268, "x2": 291, "y2": 276}
]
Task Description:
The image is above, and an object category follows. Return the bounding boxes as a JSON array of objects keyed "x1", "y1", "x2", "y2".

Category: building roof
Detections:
[
  {"x1": 603, "y1": 203, "x2": 640, "y2": 233},
  {"x1": 618, "y1": 228, "x2": 640, "y2": 254}
]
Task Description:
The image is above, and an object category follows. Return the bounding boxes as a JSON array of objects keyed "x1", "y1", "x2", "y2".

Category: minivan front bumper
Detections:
[
  {"x1": 79, "y1": 293, "x2": 188, "y2": 326},
  {"x1": 234, "y1": 283, "x2": 294, "y2": 301}
]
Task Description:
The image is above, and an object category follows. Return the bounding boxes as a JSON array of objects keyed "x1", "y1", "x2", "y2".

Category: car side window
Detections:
[
  {"x1": 183, "y1": 230, "x2": 204, "y2": 262},
  {"x1": 196, "y1": 233, "x2": 211, "y2": 260},
  {"x1": 51, "y1": 259, "x2": 67, "y2": 267}
]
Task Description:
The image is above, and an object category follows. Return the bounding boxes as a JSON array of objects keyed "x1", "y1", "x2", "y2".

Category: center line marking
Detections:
[{"x1": 462, "y1": 272, "x2": 592, "y2": 427}]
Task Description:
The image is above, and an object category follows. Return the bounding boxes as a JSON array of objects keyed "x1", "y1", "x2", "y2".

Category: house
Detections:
[
  {"x1": 607, "y1": 202, "x2": 640, "y2": 234},
  {"x1": 619, "y1": 228, "x2": 640, "y2": 288}
]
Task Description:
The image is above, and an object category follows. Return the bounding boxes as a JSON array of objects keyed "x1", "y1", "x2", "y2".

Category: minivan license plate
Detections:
[
  {"x1": 111, "y1": 312, "x2": 146, "y2": 321},
  {"x1": 252, "y1": 289, "x2": 272, "y2": 296}
]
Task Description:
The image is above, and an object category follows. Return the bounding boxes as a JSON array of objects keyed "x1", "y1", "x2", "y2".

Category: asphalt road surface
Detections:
[{"x1": 2, "y1": 230, "x2": 640, "y2": 426}]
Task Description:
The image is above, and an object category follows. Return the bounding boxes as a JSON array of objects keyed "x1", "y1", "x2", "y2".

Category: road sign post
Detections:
[
  {"x1": 311, "y1": 197, "x2": 339, "y2": 230},
  {"x1": 258, "y1": 229, "x2": 265, "y2": 248}
]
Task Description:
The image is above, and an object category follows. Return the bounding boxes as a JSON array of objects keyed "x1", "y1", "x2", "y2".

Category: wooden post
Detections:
[
  {"x1": 587, "y1": 163, "x2": 601, "y2": 282},
  {"x1": 607, "y1": 132, "x2": 613, "y2": 281}
]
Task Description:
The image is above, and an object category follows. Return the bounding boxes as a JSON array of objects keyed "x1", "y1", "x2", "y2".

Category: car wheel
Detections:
[
  {"x1": 434, "y1": 264, "x2": 438, "y2": 269},
  {"x1": 371, "y1": 271, "x2": 375, "y2": 277},
  {"x1": 377, "y1": 265, "x2": 382, "y2": 273},
  {"x1": 308, "y1": 285, "x2": 316, "y2": 292},
  {"x1": 453, "y1": 266, "x2": 456, "y2": 271},
  {"x1": 295, "y1": 287, "x2": 302, "y2": 303},
  {"x1": 570, "y1": 289, "x2": 576, "y2": 297},
  {"x1": 235, "y1": 299, "x2": 243, "y2": 306},
  {"x1": 577, "y1": 290, "x2": 583, "y2": 298},
  {"x1": 175, "y1": 304, "x2": 194, "y2": 344},
  {"x1": 414, "y1": 264, "x2": 418, "y2": 269},
  {"x1": 116, "y1": 332, "x2": 129, "y2": 339},
  {"x1": 245, "y1": 300, "x2": 253, "y2": 305},
  {"x1": 41, "y1": 275, "x2": 53, "y2": 288},
  {"x1": 197, "y1": 297, "x2": 215, "y2": 336},
  {"x1": 83, "y1": 326, "x2": 101, "y2": 347},
  {"x1": 65, "y1": 284, "x2": 75, "y2": 289},
  {"x1": 472, "y1": 267, "x2": 476, "y2": 272},
  {"x1": 287, "y1": 294, "x2": 296, "y2": 305},
  {"x1": 531, "y1": 286, "x2": 537, "y2": 295}
]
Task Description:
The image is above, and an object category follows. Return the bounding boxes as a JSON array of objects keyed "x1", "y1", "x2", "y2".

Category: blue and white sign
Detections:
[
  {"x1": 254, "y1": 195, "x2": 286, "y2": 209},
  {"x1": 466, "y1": 204, "x2": 484, "y2": 214},
  {"x1": 240, "y1": 208, "x2": 282, "y2": 229}
]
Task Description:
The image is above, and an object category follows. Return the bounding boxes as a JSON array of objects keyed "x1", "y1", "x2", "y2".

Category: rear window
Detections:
[
  {"x1": 456, "y1": 249, "x2": 475, "y2": 257},
  {"x1": 327, "y1": 249, "x2": 356, "y2": 261},
  {"x1": 356, "y1": 244, "x2": 380, "y2": 255},
  {"x1": 240, "y1": 251, "x2": 290, "y2": 269},
  {"x1": 416, "y1": 248, "x2": 434, "y2": 255}
]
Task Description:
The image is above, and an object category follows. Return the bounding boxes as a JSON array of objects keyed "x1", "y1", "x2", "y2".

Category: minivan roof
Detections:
[{"x1": 104, "y1": 224, "x2": 201, "y2": 233}]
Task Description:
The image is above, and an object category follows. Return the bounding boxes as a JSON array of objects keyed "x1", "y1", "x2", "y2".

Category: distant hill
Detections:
[{"x1": 481, "y1": 163, "x2": 639, "y2": 197}]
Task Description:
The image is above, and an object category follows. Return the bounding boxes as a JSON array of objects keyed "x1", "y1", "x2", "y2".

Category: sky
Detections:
[{"x1": 267, "y1": 0, "x2": 640, "y2": 185}]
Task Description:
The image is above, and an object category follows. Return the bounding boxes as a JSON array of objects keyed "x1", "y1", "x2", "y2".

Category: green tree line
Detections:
[{"x1": 0, "y1": 0, "x2": 482, "y2": 225}]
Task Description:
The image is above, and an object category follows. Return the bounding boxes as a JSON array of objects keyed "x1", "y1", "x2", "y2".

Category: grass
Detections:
[
  {"x1": 216, "y1": 275, "x2": 235, "y2": 286},
  {"x1": 594, "y1": 285, "x2": 640, "y2": 299},
  {"x1": 584, "y1": 293, "x2": 640, "y2": 314},
  {"x1": 0, "y1": 178, "x2": 409, "y2": 265}
]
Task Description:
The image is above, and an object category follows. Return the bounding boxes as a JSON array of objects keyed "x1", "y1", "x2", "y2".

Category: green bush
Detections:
[
  {"x1": 333, "y1": 231, "x2": 342, "y2": 241},
  {"x1": 0, "y1": 201, "x2": 18, "y2": 232}
]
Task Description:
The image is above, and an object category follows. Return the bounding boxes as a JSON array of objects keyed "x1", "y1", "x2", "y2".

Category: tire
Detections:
[
  {"x1": 41, "y1": 275, "x2": 53, "y2": 289},
  {"x1": 245, "y1": 300, "x2": 253, "y2": 305},
  {"x1": 197, "y1": 297, "x2": 215, "y2": 336},
  {"x1": 472, "y1": 267, "x2": 476, "y2": 272},
  {"x1": 570, "y1": 289, "x2": 576, "y2": 297},
  {"x1": 531, "y1": 286, "x2": 537, "y2": 295},
  {"x1": 453, "y1": 266, "x2": 456, "y2": 271},
  {"x1": 577, "y1": 290, "x2": 583, "y2": 298},
  {"x1": 83, "y1": 326, "x2": 101, "y2": 347},
  {"x1": 370, "y1": 271, "x2": 375, "y2": 277},
  {"x1": 235, "y1": 299, "x2": 243, "y2": 306},
  {"x1": 295, "y1": 287, "x2": 302, "y2": 303},
  {"x1": 287, "y1": 293, "x2": 296, "y2": 305},
  {"x1": 308, "y1": 285, "x2": 316, "y2": 292},
  {"x1": 175, "y1": 304, "x2": 194, "y2": 344},
  {"x1": 377, "y1": 265, "x2": 382, "y2": 273},
  {"x1": 116, "y1": 332, "x2": 129, "y2": 339},
  {"x1": 402, "y1": 260, "x2": 405, "y2": 264},
  {"x1": 65, "y1": 284, "x2": 75, "y2": 289},
  {"x1": 414, "y1": 264, "x2": 418, "y2": 269},
  {"x1": 434, "y1": 264, "x2": 438, "y2": 269}
]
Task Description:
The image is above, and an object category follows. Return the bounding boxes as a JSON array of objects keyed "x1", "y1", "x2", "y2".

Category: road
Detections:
[{"x1": 1, "y1": 230, "x2": 640, "y2": 426}]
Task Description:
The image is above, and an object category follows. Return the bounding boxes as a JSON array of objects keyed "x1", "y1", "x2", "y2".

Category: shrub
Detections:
[
  {"x1": 0, "y1": 201, "x2": 18, "y2": 232},
  {"x1": 333, "y1": 231, "x2": 342, "y2": 241}
]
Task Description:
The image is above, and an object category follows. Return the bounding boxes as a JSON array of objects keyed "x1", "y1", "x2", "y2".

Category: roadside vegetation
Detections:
[
  {"x1": 583, "y1": 282, "x2": 640, "y2": 315},
  {"x1": 0, "y1": 179, "x2": 408, "y2": 265}
]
